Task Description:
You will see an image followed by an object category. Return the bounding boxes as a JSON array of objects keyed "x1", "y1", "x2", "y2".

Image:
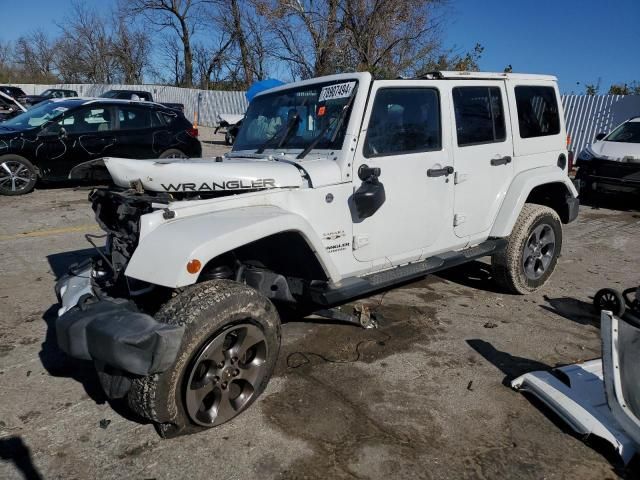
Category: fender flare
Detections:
[
  {"x1": 490, "y1": 166, "x2": 578, "y2": 238},
  {"x1": 125, "y1": 205, "x2": 340, "y2": 288}
]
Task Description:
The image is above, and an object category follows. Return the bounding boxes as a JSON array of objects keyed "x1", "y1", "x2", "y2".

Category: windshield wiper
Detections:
[
  {"x1": 297, "y1": 88, "x2": 358, "y2": 160},
  {"x1": 255, "y1": 113, "x2": 300, "y2": 154}
]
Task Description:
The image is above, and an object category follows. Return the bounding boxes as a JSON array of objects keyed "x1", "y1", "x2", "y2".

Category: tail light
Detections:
[{"x1": 187, "y1": 126, "x2": 199, "y2": 138}]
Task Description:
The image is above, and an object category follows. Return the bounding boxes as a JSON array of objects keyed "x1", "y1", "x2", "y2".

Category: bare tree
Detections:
[
  {"x1": 256, "y1": 0, "x2": 343, "y2": 79},
  {"x1": 341, "y1": 0, "x2": 447, "y2": 77},
  {"x1": 56, "y1": 2, "x2": 117, "y2": 83},
  {"x1": 110, "y1": 13, "x2": 152, "y2": 83},
  {"x1": 255, "y1": 0, "x2": 450, "y2": 80},
  {"x1": 127, "y1": 0, "x2": 208, "y2": 87},
  {"x1": 159, "y1": 34, "x2": 185, "y2": 85},
  {"x1": 13, "y1": 30, "x2": 58, "y2": 82}
]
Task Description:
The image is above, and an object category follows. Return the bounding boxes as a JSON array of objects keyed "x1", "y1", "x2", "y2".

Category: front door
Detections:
[
  {"x1": 449, "y1": 82, "x2": 514, "y2": 238},
  {"x1": 351, "y1": 81, "x2": 454, "y2": 264}
]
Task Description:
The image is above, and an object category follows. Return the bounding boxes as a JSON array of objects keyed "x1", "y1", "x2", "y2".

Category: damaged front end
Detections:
[{"x1": 55, "y1": 188, "x2": 184, "y2": 398}]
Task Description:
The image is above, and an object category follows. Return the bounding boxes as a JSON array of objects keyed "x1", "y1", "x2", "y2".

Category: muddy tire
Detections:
[
  {"x1": 0, "y1": 154, "x2": 38, "y2": 195},
  {"x1": 127, "y1": 280, "x2": 281, "y2": 438},
  {"x1": 159, "y1": 148, "x2": 188, "y2": 159},
  {"x1": 492, "y1": 203, "x2": 562, "y2": 294}
]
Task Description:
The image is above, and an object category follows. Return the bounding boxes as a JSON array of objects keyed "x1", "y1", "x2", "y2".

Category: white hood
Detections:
[
  {"x1": 99, "y1": 156, "x2": 306, "y2": 192},
  {"x1": 585, "y1": 141, "x2": 640, "y2": 163}
]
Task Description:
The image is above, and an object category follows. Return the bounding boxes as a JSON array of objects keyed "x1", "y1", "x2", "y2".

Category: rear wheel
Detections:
[
  {"x1": 0, "y1": 155, "x2": 37, "y2": 195},
  {"x1": 159, "y1": 149, "x2": 188, "y2": 159},
  {"x1": 127, "y1": 280, "x2": 281, "y2": 438},
  {"x1": 492, "y1": 204, "x2": 563, "y2": 294}
]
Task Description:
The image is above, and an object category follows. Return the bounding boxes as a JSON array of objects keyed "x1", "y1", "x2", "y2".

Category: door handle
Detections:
[
  {"x1": 427, "y1": 166, "x2": 454, "y2": 177},
  {"x1": 490, "y1": 156, "x2": 512, "y2": 166}
]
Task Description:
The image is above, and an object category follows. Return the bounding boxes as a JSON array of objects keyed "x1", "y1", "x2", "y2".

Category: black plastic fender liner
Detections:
[{"x1": 56, "y1": 297, "x2": 185, "y2": 376}]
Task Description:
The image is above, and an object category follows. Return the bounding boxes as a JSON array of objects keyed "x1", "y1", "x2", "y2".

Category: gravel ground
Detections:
[{"x1": 0, "y1": 144, "x2": 639, "y2": 479}]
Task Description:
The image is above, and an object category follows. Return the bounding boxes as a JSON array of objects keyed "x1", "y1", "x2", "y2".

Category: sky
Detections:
[{"x1": 1, "y1": 0, "x2": 639, "y2": 94}]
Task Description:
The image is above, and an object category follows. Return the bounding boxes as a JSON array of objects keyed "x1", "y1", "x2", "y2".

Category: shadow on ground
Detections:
[
  {"x1": 542, "y1": 295, "x2": 600, "y2": 327},
  {"x1": 47, "y1": 248, "x2": 95, "y2": 280},
  {"x1": 579, "y1": 190, "x2": 640, "y2": 212},
  {"x1": 436, "y1": 260, "x2": 506, "y2": 294},
  {"x1": 0, "y1": 436, "x2": 43, "y2": 480},
  {"x1": 466, "y1": 339, "x2": 551, "y2": 386}
]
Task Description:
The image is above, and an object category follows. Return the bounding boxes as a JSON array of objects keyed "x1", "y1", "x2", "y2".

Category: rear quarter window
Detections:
[{"x1": 514, "y1": 86, "x2": 560, "y2": 138}]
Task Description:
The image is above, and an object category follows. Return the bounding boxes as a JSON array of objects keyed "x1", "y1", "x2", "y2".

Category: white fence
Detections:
[
  {"x1": 561, "y1": 95, "x2": 640, "y2": 156},
  {"x1": 12, "y1": 83, "x2": 248, "y2": 128}
]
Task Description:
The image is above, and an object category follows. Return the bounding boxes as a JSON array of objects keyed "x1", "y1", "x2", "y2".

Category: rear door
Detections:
[
  {"x1": 450, "y1": 82, "x2": 514, "y2": 238},
  {"x1": 351, "y1": 80, "x2": 454, "y2": 264},
  {"x1": 111, "y1": 105, "x2": 163, "y2": 158}
]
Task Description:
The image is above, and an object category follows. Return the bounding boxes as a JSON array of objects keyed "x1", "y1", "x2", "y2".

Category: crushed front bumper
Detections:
[{"x1": 54, "y1": 261, "x2": 184, "y2": 379}]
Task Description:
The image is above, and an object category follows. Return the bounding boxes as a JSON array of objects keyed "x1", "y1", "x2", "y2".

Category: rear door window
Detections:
[
  {"x1": 514, "y1": 86, "x2": 560, "y2": 138},
  {"x1": 453, "y1": 86, "x2": 506, "y2": 146},
  {"x1": 117, "y1": 106, "x2": 153, "y2": 130},
  {"x1": 364, "y1": 88, "x2": 441, "y2": 157}
]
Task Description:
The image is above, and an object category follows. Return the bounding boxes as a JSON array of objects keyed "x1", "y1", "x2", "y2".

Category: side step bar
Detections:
[{"x1": 310, "y1": 238, "x2": 506, "y2": 306}]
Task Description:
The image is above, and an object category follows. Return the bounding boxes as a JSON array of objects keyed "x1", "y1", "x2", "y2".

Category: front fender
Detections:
[
  {"x1": 490, "y1": 167, "x2": 578, "y2": 238},
  {"x1": 125, "y1": 205, "x2": 340, "y2": 287}
]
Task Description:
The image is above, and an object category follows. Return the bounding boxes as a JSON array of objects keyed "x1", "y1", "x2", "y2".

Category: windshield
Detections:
[
  {"x1": 606, "y1": 121, "x2": 640, "y2": 143},
  {"x1": 2, "y1": 100, "x2": 80, "y2": 129},
  {"x1": 100, "y1": 91, "x2": 118, "y2": 98},
  {"x1": 41, "y1": 89, "x2": 54, "y2": 97},
  {"x1": 232, "y1": 79, "x2": 358, "y2": 153}
]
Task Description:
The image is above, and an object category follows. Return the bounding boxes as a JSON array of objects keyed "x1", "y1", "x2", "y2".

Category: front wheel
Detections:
[
  {"x1": 0, "y1": 155, "x2": 38, "y2": 195},
  {"x1": 127, "y1": 280, "x2": 281, "y2": 437},
  {"x1": 492, "y1": 204, "x2": 563, "y2": 294}
]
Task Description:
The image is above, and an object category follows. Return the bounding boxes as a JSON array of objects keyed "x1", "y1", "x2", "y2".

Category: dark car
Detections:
[
  {"x1": 100, "y1": 89, "x2": 185, "y2": 113},
  {"x1": 0, "y1": 85, "x2": 27, "y2": 104},
  {"x1": 24, "y1": 89, "x2": 78, "y2": 107},
  {"x1": 0, "y1": 98, "x2": 201, "y2": 195}
]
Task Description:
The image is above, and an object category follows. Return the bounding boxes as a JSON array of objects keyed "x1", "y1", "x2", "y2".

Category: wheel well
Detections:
[
  {"x1": 198, "y1": 231, "x2": 329, "y2": 283},
  {"x1": 525, "y1": 182, "x2": 573, "y2": 223}
]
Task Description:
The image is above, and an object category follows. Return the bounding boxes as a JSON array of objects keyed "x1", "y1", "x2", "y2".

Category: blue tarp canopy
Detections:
[{"x1": 245, "y1": 79, "x2": 285, "y2": 102}]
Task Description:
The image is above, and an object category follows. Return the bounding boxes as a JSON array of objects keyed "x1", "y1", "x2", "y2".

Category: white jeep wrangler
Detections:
[{"x1": 55, "y1": 71, "x2": 579, "y2": 437}]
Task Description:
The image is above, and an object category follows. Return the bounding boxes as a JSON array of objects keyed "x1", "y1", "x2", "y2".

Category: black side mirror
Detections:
[
  {"x1": 353, "y1": 164, "x2": 385, "y2": 220},
  {"x1": 595, "y1": 132, "x2": 606, "y2": 141}
]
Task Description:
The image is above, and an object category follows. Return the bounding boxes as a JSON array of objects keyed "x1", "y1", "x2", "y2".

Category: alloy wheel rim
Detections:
[
  {"x1": 185, "y1": 323, "x2": 268, "y2": 427},
  {"x1": 0, "y1": 161, "x2": 32, "y2": 192},
  {"x1": 522, "y1": 223, "x2": 556, "y2": 280}
]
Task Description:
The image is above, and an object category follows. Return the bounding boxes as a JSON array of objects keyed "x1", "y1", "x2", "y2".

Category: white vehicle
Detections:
[
  {"x1": 55, "y1": 71, "x2": 579, "y2": 437},
  {"x1": 575, "y1": 116, "x2": 640, "y2": 195}
]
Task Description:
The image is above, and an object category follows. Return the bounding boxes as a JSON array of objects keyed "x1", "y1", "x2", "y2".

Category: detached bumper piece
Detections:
[
  {"x1": 511, "y1": 311, "x2": 640, "y2": 465},
  {"x1": 57, "y1": 296, "x2": 184, "y2": 377}
]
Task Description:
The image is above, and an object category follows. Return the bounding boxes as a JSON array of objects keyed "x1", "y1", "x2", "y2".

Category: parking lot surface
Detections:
[{"x1": 1, "y1": 145, "x2": 639, "y2": 478}]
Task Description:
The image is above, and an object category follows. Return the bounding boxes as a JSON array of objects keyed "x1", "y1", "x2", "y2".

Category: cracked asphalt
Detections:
[{"x1": 1, "y1": 141, "x2": 639, "y2": 479}]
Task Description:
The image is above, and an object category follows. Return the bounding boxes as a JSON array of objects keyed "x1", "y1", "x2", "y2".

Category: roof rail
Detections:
[{"x1": 412, "y1": 71, "x2": 557, "y2": 81}]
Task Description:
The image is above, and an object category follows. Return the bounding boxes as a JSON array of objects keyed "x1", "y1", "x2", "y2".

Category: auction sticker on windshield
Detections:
[{"x1": 319, "y1": 82, "x2": 356, "y2": 102}]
